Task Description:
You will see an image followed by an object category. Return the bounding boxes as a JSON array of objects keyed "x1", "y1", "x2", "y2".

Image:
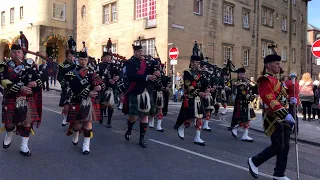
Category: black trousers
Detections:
[
  {"x1": 301, "y1": 101, "x2": 312, "y2": 118},
  {"x1": 41, "y1": 78, "x2": 49, "y2": 91},
  {"x1": 251, "y1": 121, "x2": 291, "y2": 177}
]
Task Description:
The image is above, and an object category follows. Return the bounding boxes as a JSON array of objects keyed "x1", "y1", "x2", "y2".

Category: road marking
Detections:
[
  {"x1": 43, "y1": 107, "x2": 61, "y2": 114},
  {"x1": 149, "y1": 139, "x2": 274, "y2": 179}
]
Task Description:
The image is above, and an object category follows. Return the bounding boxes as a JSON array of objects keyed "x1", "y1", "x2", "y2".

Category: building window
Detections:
[
  {"x1": 262, "y1": 42, "x2": 273, "y2": 57},
  {"x1": 282, "y1": 46, "x2": 287, "y2": 61},
  {"x1": 111, "y1": 3, "x2": 117, "y2": 22},
  {"x1": 281, "y1": 17, "x2": 287, "y2": 31},
  {"x1": 103, "y1": 44, "x2": 117, "y2": 54},
  {"x1": 223, "y1": 45, "x2": 233, "y2": 64},
  {"x1": 20, "y1": 6, "x2": 23, "y2": 18},
  {"x1": 103, "y1": 5, "x2": 110, "y2": 23},
  {"x1": 136, "y1": 0, "x2": 156, "y2": 20},
  {"x1": 292, "y1": 0, "x2": 296, "y2": 5},
  {"x1": 243, "y1": 9, "x2": 249, "y2": 29},
  {"x1": 52, "y1": 1, "x2": 66, "y2": 21},
  {"x1": 134, "y1": 38, "x2": 156, "y2": 57},
  {"x1": 262, "y1": 9, "x2": 267, "y2": 25},
  {"x1": 193, "y1": 0, "x2": 202, "y2": 15},
  {"x1": 10, "y1": 8, "x2": 14, "y2": 23},
  {"x1": 223, "y1": 4, "x2": 233, "y2": 25},
  {"x1": 243, "y1": 49, "x2": 249, "y2": 66},
  {"x1": 103, "y1": 2, "x2": 117, "y2": 24},
  {"x1": 262, "y1": 42, "x2": 266, "y2": 58},
  {"x1": 1, "y1": 11, "x2": 5, "y2": 26},
  {"x1": 292, "y1": 48, "x2": 295, "y2": 63},
  {"x1": 262, "y1": 7, "x2": 273, "y2": 27},
  {"x1": 291, "y1": 19, "x2": 296, "y2": 34},
  {"x1": 81, "y1": 5, "x2": 86, "y2": 18},
  {"x1": 301, "y1": 14, "x2": 304, "y2": 23}
]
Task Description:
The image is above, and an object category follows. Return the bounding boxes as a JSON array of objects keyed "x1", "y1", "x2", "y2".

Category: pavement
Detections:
[{"x1": 1, "y1": 90, "x2": 320, "y2": 180}]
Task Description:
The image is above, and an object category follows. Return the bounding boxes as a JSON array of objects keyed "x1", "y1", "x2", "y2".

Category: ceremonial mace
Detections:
[{"x1": 290, "y1": 73, "x2": 300, "y2": 179}]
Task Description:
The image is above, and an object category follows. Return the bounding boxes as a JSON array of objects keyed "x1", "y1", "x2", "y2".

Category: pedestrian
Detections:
[
  {"x1": 248, "y1": 54, "x2": 295, "y2": 180},
  {"x1": 50, "y1": 58, "x2": 58, "y2": 86},
  {"x1": 311, "y1": 80, "x2": 320, "y2": 121},
  {"x1": 299, "y1": 72, "x2": 314, "y2": 121},
  {"x1": 39, "y1": 59, "x2": 50, "y2": 91}
]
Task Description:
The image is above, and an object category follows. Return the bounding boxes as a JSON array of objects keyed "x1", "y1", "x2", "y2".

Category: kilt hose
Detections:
[
  {"x1": 67, "y1": 99, "x2": 102, "y2": 123},
  {"x1": 2, "y1": 95, "x2": 41, "y2": 125},
  {"x1": 128, "y1": 94, "x2": 149, "y2": 117}
]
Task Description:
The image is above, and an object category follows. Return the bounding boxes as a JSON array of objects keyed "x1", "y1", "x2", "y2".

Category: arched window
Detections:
[{"x1": 81, "y1": 5, "x2": 86, "y2": 18}]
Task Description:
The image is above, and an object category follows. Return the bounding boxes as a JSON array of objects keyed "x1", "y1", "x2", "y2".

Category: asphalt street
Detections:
[{"x1": 1, "y1": 90, "x2": 320, "y2": 180}]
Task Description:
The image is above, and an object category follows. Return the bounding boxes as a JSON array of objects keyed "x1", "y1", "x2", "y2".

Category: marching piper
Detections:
[
  {"x1": 123, "y1": 44, "x2": 157, "y2": 148},
  {"x1": 148, "y1": 57, "x2": 165, "y2": 132},
  {"x1": 64, "y1": 51, "x2": 105, "y2": 155},
  {"x1": 97, "y1": 51, "x2": 120, "y2": 128},
  {"x1": 57, "y1": 50, "x2": 76, "y2": 127},
  {"x1": 230, "y1": 67, "x2": 255, "y2": 142},
  {"x1": 1, "y1": 42, "x2": 43, "y2": 156},
  {"x1": 200, "y1": 63, "x2": 214, "y2": 132},
  {"x1": 174, "y1": 55, "x2": 207, "y2": 146}
]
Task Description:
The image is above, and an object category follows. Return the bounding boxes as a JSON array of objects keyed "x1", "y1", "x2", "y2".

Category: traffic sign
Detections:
[
  {"x1": 312, "y1": 39, "x2": 320, "y2": 58},
  {"x1": 169, "y1": 47, "x2": 179, "y2": 60},
  {"x1": 317, "y1": 58, "x2": 320, "y2": 65},
  {"x1": 170, "y1": 59, "x2": 177, "y2": 65}
]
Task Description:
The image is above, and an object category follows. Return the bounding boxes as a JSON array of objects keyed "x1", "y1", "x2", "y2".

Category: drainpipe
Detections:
[
  {"x1": 254, "y1": 0, "x2": 259, "y2": 78},
  {"x1": 288, "y1": 0, "x2": 293, "y2": 74}
]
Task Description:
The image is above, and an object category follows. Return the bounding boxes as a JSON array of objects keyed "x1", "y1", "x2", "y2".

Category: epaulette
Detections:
[
  {"x1": 257, "y1": 75, "x2": 270, "y2": 86},
  {"x1": 65, "y1": 71, "x2": 75, "y2": 76}
]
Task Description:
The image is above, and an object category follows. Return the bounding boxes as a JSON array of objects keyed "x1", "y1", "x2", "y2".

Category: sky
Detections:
[{"x1": 308, "y1": 1, "x2": 320, "y2": 28}]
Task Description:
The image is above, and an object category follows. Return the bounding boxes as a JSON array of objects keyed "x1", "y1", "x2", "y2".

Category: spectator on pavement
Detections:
[
  {"x1": 39, "y1": 59, "x2": 50, "y2": 91},
  {"x1": 174, "y1": 72, "x2": 183, "y2": 102},
  {"x1": 299, "y1": 72, "x2": 314, "y2": 121},
  {"x1": 50, "y1": 58, "x2": 58, "y2": 86},
  {"x1": 312, "y1": 80, "x2": 320, "y2": 121}
]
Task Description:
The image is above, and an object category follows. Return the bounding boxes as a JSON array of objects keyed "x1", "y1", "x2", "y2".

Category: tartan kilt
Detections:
[
  {"x1": 67, "y1": 99, "x2": 101, "y2": 123},
  {"x1": 2, "y1": 95, "x2": 41, "y2": 125},
  {"x1": 128, "y1": 94, "x2": 149, "y2": 117}
]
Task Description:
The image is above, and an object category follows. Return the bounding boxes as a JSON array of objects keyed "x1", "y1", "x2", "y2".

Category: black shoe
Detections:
[
  {"x1": 3, "y1": 141, "x2": 11, "y2": 149},
  {"x1": 139, "y1": 123, "x2": 148, "y2": 148},
  {"x1": 139, "y1": 138, "x2": 147, "y2": 148},
  {"x1": 194, "y1": 141, "x2": 205, "y2": 146},
  {"x1": 125, "y1": 131, "x2": 131, "y2": 141},
  {"x1": 203, "y1": 128, "x2": 211, "y2": 132},
  {"x1": 20, "y1": 151, "x2": 31, "y2": 156},
  {"x1": 62, "y1": 123, "x2": 67, "y2": 127},
  {"x1": 82, "y1": 150, "x2": 90, "y2": 155},
  {"x1": 99, "y1": 119, "x2": 103, "y2": 124},
  {"x1": 106, "y1": 123, "x2": 112, "y2": 128},
  {"x1": 156, "y1": 129, "x2": 164, "y2": 132}
]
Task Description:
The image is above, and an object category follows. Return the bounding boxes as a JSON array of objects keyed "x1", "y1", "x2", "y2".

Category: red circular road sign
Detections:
[
  {"x1": 312, "y1": 39, "x2": 320, "y2": 58},
  {"x1": 169, "y1": 47, "x2": 179, "y2": 60}
]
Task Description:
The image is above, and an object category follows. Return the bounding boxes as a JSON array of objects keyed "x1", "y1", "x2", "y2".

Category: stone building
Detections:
[
  {"x1": 306, "y1": 24, "x2": 320, "y2": 79},
  {"x1": 0, "y1": 0, "x2": 75, "y2": 64},
  {"x1": 76, "y1": 0, "x2": 310, "y2": 78}
]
